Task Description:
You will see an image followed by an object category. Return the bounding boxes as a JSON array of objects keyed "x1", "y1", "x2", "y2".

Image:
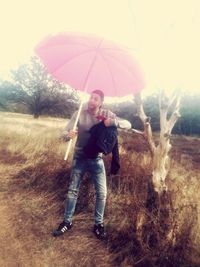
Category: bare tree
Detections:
[
  {"x1": 131, "y1": 90, "x2": 182, "y2": 259},
  {"x1": 134, "y1": 90, "x2": 181, "y2": 193}
]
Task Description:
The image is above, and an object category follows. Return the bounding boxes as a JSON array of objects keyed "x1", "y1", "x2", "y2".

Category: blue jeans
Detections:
[{"x1": 64, "y1": 154, "x2": 107, "y2": 225}]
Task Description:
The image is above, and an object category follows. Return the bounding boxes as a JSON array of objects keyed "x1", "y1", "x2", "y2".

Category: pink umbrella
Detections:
[{"x1": 35, "y1": 32, "x2": 145, "y2": 159}]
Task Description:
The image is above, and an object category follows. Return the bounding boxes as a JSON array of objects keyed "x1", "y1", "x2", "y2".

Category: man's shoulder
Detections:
[{"x1": 71, "y1": 107, "x2": 87, "y2": 118}]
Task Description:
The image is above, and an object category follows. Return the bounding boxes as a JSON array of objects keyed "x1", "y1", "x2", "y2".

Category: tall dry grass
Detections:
[{"x1": 0, "y1": 111, "x2": 200, "y2": 267}]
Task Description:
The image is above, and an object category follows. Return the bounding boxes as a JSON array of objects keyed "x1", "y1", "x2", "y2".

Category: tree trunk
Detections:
[
  {"x1": 33, "y1": 113, "x2": 40, "y2": 119},
  {"x1": 134, "y1": 91, "x2": 182, "y2": 264},
  {"x1": 134, "y1": 91, "x2": 180, "y2": 193},
  {"x1": 152, "y1": 143, "x2": 170, "y2": 192}
]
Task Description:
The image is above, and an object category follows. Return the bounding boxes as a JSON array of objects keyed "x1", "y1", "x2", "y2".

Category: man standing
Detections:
[{"x1": 53, "y1": 90, "x2": 131, "y2": 239}]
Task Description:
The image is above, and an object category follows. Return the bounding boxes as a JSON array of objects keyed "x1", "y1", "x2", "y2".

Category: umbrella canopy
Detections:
[
  {"x1": 35, "y1": 32, "x2": 145, "y2": 96},
  {"x1": 35, "y1": 32, "x2": 145, "y2": 160}
]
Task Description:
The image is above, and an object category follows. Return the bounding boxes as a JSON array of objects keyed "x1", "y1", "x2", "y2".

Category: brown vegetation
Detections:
[{"x1": 0, "y1": 111, "x2": 200, "y2": 267}]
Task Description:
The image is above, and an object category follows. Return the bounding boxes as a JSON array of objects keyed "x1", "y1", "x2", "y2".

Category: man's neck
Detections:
[{"x1": 88, "y1": 107, "x2": 100, "y2": 116}]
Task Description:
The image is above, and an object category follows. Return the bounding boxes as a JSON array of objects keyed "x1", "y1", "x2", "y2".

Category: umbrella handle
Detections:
[{"x1": 64, "y1": 101, "x2": 83, "y2": 161}]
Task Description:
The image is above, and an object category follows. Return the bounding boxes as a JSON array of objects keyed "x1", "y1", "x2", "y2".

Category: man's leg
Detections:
[
  {"x1": 53, "y1": 157, "x2": 86, "y2": 236},
  {"x1": 64, "y1": 158, "x2": 86, "y2": 223},
  {"x1": 90, "y1": 157, "x2": 107, "y2": 239}
]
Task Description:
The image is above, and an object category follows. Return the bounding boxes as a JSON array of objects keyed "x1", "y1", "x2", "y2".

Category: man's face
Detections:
[{"x1": 88, "y1": 93, "x2": 102, "y2": 110}]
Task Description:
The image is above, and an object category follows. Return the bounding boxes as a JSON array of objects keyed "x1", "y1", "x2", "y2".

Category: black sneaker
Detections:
[
  {"x1": 93, "y1": 223, "x2": 107, "y2": 240},
  {"x1": 52, "y1": 221, "x2": 73, "y2": 237}
]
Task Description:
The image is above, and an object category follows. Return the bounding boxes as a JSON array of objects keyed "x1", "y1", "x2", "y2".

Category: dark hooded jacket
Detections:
[{"x1": 83, "y1": 121, "x2": 120, "y2": 175}]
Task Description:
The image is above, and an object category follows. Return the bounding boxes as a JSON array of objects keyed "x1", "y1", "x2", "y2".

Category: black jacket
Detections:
[{"x1": 83, "y1": 121, "x2": 120, "y2": 175}]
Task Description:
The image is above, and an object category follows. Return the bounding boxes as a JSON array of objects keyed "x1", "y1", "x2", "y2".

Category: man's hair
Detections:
[{"x1": 91, "y1": 90, "x2": 104, "y2": 102}]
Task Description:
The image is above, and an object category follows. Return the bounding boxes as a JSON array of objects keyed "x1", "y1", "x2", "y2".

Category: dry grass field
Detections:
[{"x1": 0, "y1": 111, "x2": 200, "y2": 267}]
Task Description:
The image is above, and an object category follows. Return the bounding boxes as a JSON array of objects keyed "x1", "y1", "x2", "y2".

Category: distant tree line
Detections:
[
  {"x1": 106, "y1": 94, "x2": 200, "y2": 135},
  {"x1": 0, "y1": 57, "x2": 199, "y2": 135}
]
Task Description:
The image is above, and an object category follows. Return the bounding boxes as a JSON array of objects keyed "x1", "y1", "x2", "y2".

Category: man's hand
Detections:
[
  {"x1": 67, "y1": 130, "x2": 78, "y2": 139},
  {"x1": 104, "y1": 118, "x2": 112, "y2": 127}
]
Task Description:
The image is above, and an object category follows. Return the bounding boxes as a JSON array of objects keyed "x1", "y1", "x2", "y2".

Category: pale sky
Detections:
[{"x1": 0, "y1": 0, "x2": 200, "y2": 97}]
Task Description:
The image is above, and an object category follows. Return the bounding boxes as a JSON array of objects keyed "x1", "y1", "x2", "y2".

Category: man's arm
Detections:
[
  {"x1": 117, "y1": 117, "x2": 132, "y2": 129},
  {"x1": 104, "y1": 109, "x2": 132, "y2": 129},
  {"x1": 61, "y1": 111, "x2": 78, "y2": 141}
]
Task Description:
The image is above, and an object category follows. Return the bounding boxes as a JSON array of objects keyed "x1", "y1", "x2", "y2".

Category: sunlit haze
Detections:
[{"x1": 0, "y1": 0, "x2": 200, "y2": 100}]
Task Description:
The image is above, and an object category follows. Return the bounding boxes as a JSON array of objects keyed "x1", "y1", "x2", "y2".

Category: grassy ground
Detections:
[{"x1": 0, "y1": 111, "x2": 200, "y2": 267}]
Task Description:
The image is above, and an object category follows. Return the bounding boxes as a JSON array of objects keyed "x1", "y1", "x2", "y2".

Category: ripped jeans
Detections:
[{"x1": 64, "y1": 154, "x2": 107, "y2": 225}]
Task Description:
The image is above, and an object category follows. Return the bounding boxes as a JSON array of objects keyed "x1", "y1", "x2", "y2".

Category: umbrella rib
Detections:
[
  {"x1": 103, "y1": 53, "x2": 138, "y2": 82},
  {"x1": 82, "y1": 39, "x2": 104, "y2": 91},
  {"x1": 100, "y1": 54, "x2": 118, "y2": 97},
  {"x1": 51, "y1": 49, "x2": 95, "y2": 73}
]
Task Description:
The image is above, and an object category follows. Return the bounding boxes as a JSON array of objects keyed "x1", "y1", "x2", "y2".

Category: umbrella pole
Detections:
[
  {"x1": 64, "y1": 50, "x2": 99, "y2": 161},
  {"x1": 64, "y1": 101, "x2": 83, "y2": 160}
]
